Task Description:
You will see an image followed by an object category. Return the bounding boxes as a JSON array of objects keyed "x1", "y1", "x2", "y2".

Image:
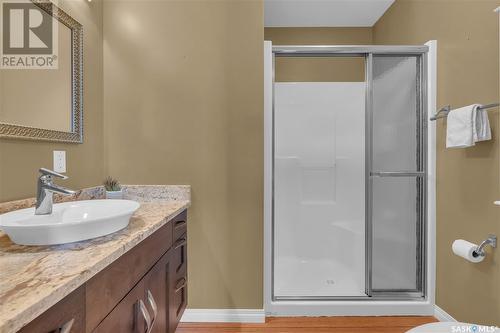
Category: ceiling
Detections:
[{"x1": 264, "y1": 0, "x2": 396, "y2": 28}]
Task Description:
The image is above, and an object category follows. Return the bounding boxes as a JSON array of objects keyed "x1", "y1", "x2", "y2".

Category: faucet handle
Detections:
[{"x1": 39, "y1": 168, "x2": 68, "y2": 180}]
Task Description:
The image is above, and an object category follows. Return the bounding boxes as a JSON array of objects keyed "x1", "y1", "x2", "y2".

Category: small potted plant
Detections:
[{"x1": 103, "y1": 176, "x2": 123, "y2": 199}]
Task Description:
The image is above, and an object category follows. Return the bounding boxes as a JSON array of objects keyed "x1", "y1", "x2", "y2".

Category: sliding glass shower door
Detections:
[
  {"x1": 272, "y1": 47, "x2": 427, "y2": 301},
  {"x1": 367, "y1": 54, "x2": 426, "y2": 297}
]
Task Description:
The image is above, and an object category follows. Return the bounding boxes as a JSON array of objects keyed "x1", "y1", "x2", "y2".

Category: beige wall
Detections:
[
  {"x1": 265, "y1": 27, "x2": 373, "y2": 45},
  {"x1": 265, "y1": 28, "x2": 372, "y2": 82},
  {"x1": 374, "y1": 0, "x2": 500, "y2": 324},
  {"x1": 103, "y1": 0, "x2": 264, "y2": 309},
  {"x1": 0, "y1": 0, "x2": 104, "y2": 202}
]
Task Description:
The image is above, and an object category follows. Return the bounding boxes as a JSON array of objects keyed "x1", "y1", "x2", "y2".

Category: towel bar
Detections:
[{"x1": 430, "y1": 103, "x2": 499, "y2": 121}]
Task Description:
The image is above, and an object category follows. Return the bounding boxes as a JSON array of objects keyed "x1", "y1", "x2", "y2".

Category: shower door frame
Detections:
[{"x1": 267, "y1": 45, "x2": 431, "y2": 305}]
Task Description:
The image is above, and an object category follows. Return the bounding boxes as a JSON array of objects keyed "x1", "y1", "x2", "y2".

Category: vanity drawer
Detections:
[
  {"x1": 85, "y1": 220, "x2": 173, "y2": 332},
  {"x1": 18, "y1": 286, "x2": 85, "y2": 333},
  {"x1": 170, "y1": 275, "x2": 187, "y2": 331},
  {"x1": 172, "y1": 210, "x2": 187, "y2": 242},
  {"x1": 173, "y1": 233, "x2": 187, "y2": 278}
]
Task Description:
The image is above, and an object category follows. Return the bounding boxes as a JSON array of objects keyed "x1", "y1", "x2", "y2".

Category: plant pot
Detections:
[{"x1": 106, "y1": 190, "x2": 123, "y2": 199}]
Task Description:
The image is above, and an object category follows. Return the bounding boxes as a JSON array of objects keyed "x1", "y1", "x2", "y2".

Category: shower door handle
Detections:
[{"x1": 370, "y1": 171, "x2": 425, "y2": 177}]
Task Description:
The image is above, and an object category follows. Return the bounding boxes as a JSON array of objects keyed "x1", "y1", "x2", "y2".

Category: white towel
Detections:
[
  {"x1": 474, "y1": 106, "x2": 492, "y2": 143},
  {"x1": 446, "y1": 104, "x2": 491, "y2": 148}
]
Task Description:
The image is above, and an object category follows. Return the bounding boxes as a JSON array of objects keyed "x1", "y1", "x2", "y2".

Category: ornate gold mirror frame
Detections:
[{"x1": 0, "y1": 0, "x2": 83, "y2": 143}]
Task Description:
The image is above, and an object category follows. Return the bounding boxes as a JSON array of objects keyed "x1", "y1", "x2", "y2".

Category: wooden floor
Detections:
[{"x1": 177, "y1": 316, "x2": 438, "y2": 333}]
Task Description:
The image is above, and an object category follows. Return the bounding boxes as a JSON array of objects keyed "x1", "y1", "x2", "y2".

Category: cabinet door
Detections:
[
  {"x1": 92, "y1": 279, "x2": 146, "y2": 333},
  {"x1": 144, "y1": 249, "x2": 172, "y2": 333}
]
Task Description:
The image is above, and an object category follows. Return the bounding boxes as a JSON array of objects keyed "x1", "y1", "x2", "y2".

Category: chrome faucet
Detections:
[{"x1": 35, "y1": 168, "x2": 76, "y2": 215}]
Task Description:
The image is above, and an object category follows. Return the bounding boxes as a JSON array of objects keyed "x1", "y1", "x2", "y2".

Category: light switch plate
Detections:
[{"x1": 53, "y1": 151, "x2": 66, "y2": 173}]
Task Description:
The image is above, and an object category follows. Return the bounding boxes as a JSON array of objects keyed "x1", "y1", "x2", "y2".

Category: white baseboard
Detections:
[
  {"x1": 434, "y1": 305, "x2": 457, "y2": 322},
  {"x1": 180, "y1": 309, "x2": 265, "y2": 323},
  {"x1": 181, "y1": 306, "x2": 452, "y2": 323}
]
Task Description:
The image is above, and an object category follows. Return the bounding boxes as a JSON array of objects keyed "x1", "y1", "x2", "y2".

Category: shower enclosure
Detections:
[{"x1": 264, "y1": 44, "x2": 436, "y2": 316}]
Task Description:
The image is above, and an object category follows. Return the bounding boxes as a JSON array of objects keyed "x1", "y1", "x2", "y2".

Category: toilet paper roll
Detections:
[{"x1": 452, "y1": 239, "x2": 484, "y2": 263}]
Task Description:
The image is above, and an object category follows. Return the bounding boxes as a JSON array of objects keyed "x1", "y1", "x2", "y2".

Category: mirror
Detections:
[{"x1": 0, "y1": 0, "x2": 83, "y2": 143}]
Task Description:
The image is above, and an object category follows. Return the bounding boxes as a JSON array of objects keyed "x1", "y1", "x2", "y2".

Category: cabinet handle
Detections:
[
  {"x1": 174, "y1": 238, "x2": 187, "y2": 249},
  {"x1": 146, "y1": 290, "x2": 158, "y2": 330},
  {"x1": 175, "y1": 277, "x2": 187, "y2": 292},
  {"x1": 175, "y1": 220, "x2": 187, "y2": 229},
  {"x1": 59, "y1": 318, "x2": 74, "y2": 333},
  {"x1": 138, "y1": 299, "x2": 152, "y2": 333}
]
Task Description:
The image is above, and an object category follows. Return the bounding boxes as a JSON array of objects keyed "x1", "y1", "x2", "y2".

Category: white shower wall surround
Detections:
[{"x1": 274, "y1": 82, "x2": 366, "y2": 297}]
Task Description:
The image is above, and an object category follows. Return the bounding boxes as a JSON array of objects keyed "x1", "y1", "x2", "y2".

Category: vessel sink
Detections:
[{"x1": 0, "y1": 200, "x2": 140, "y2": 246}]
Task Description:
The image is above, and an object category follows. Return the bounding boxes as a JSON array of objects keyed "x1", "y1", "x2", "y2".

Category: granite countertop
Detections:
[{"x1": 0, "y1": 185, "x2": 190, "y2": 333}]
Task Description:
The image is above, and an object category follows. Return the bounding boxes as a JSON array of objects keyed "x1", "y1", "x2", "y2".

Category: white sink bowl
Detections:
[{"x1": 0, "y1": 200, "x2": 140, "y2": 246}]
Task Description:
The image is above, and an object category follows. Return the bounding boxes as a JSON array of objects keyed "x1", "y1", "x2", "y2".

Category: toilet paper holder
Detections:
[{"x1": 472, "y1": 234, "x2": 497, "y2": 258}]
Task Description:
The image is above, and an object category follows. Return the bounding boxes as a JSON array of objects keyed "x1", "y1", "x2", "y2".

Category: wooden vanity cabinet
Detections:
[
  {"x1": 90, "y1": 209, "x2": 188, "y2": 333},
  {"x1": 17, "y1": 209, "x2": 188, "y2": 333}
]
